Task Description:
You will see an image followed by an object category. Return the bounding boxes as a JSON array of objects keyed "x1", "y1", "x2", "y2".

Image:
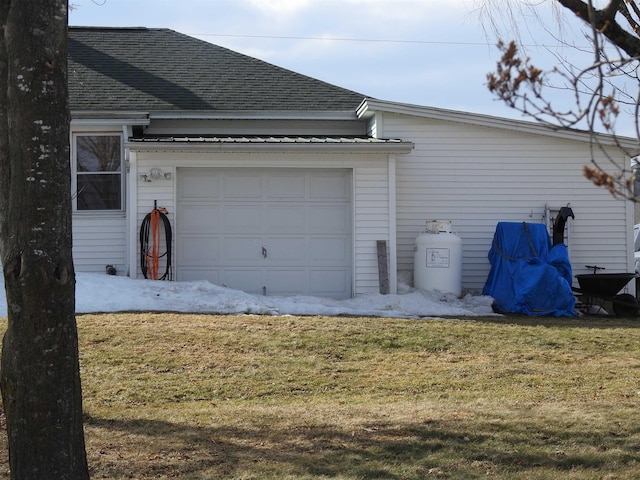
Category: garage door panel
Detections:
[
  {"x1": 178, "y1": 205, "x2": 220, "y2": 232},
  {"x1": 178, "y1": 172, "x2": 220, "y2": 199},
  {"x1": 222, "y1": 205, "x2": 263, "y2": 231},
  {"x1": 267, "y1": 174, "x2": 306, "y2": 198},
  {"x1": 264, "y1": 238, "x2": 306, "y2": 262},
  {"x1": 309, "y1": 269, "x2": 351, "y2": 299},
  {"x1": 308, "y1": 206, "x2": 351, "y2": 233},
  {"x1": 222, "y1": 269, "x2": 264, "y2": 294},
  {"x1": 310, "y1": 237, "x2": 350, "y2": 263},
  {"x1": 179, "y1": 268, "x2": 220, "y2": 285},
  {"x1": 310, "y1": 174, "x2": 350, "y2": 200},
  {"x1": 265, "y1": 270, "x2": 307, "y2": 295},
  {"x1": 223, "y1": 173, "x2": 262, "y2": 199},
  {"x1": 221, "y1": 237, "x2": 265, "y2": 262},
  {"x1": 178, "y1": 236, "x2": 219, "y2": 264},
  {"x1": 266, "y1": 206, "x2": 306, "y2": 233}
]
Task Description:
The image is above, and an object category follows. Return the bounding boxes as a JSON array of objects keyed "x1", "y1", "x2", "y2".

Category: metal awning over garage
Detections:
[{"x1": 127, "y1": 136, "x2": 414, "y2": 153}]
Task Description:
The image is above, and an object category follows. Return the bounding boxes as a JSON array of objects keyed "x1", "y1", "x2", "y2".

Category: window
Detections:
[{"x1": 74, "y1": 134, "x2": 123, "y2": 211}]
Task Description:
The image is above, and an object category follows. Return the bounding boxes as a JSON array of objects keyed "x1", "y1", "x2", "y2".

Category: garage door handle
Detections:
[{"x1": 262, "y1": 246, "x2": 267, "y2": 258}]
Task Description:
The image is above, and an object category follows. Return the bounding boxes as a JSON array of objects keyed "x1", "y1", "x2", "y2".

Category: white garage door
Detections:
[{"x1": 176, "y1": 168, "x2": 353, "y2": 298}]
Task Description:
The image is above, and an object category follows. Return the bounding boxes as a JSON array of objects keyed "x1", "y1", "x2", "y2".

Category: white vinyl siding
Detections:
[
  {"x1": 130, "y1": 150, "x2": 392, "y2": 297},
  {"x1": 353, "y1": 167, "x2": 390, "y2": 292},
  {"x1": 380, "y1": 113, "x2": 633, "y2": 293},
  {"x1": 72, "y1": 214, "x2": 127, "y2": 274}
]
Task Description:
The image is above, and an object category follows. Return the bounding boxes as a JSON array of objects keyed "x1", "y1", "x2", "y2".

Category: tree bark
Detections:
[
  {"x1": 0, "y1": 1, "x2": 90, "y2": 478},
  {"x1": 555, "y1": 0, "x2": 640, "y2": 57}
]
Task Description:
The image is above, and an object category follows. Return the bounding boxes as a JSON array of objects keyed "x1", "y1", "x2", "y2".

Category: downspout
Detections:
[
  {"x1": 123, "y1": 125, "x2": 132, "y2": 276},
  {"x1": 127, "y1": 149, "x2": 138, "y2": 278},
  {"x1": 388, "y1": 154, "x2": 398, "y2": 294},
  {"x1": 626, "y1": 184, "x2": 637, "y2": 296},
  {"x1": 374, "y1": 109, "x2": 398, "y2": 294}
]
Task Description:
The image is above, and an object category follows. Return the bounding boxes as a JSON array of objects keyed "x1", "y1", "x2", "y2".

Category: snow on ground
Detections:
[{"x1": 0, "y1": 273, "x2": 497, "y2": 319}]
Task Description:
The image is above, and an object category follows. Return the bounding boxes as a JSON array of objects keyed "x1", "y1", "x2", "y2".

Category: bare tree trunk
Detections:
[{"x1": 0, "y1": 1, "x2": 90, "y2": 478}]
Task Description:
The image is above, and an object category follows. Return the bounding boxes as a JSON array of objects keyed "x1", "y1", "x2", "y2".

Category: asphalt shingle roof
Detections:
[{"x1": 69, "y1": 27, "x2": 367, "y2": 113}]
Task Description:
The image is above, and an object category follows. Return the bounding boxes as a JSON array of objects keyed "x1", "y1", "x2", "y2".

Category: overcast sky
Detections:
[{"x1": 69, "y1": 0, "x2": 596, "y2": 124}]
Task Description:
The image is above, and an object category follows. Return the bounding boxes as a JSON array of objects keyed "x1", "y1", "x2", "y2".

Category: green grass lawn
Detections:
[{"x1": 1, "y1": 312, "x2": 640, "y2": 479}]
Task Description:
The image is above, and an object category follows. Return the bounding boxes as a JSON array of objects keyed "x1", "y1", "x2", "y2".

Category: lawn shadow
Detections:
[
  {"x1": 84, "y1": 413, "x2": 638, "y2": 479},
  {"x1": 471, "y1": 313, "x2": 640, "y2": 329}
]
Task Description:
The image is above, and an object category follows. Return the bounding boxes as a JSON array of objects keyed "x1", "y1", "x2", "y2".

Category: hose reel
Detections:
[{"x1": 140, "y1": 201, "x2": 172, "y2": 280}]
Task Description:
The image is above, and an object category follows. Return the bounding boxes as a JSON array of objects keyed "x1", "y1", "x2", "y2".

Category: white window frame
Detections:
[{"x1": 71, "y1": 132, "x2": 125, "y2": 213}]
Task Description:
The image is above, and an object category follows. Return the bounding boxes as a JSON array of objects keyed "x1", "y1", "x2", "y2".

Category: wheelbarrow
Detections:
[{"x1": 573, "y1": 265, "x2": 638, "y2": 316}]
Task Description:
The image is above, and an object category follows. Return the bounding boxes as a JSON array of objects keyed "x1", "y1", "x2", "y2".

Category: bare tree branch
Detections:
[{"x1": 485, "y1": 0, "x2": 640, "y2": 200}]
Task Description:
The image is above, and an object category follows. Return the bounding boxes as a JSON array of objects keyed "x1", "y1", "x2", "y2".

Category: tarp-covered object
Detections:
[{"x1": 482, "y1": 222, "x2": 576, "y2": 316}]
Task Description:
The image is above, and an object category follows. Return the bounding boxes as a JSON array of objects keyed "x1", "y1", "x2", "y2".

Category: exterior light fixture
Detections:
[{"x1": 139, "y1": 168, "x2": 172, "y2": 181}]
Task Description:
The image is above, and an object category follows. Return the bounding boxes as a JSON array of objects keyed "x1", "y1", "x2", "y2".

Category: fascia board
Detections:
[{"x1": 148, "y1": 110, "x2": 359, "y2": 121}]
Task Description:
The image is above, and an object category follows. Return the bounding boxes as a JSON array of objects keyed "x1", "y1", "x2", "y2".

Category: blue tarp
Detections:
[{"x1": 482, "y1": 222, "x2": 576, "y2": 316}]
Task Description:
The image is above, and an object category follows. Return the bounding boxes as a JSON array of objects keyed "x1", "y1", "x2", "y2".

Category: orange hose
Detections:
[{"x1": 146, "y1": 209, "x2": 161, "y2": 280}]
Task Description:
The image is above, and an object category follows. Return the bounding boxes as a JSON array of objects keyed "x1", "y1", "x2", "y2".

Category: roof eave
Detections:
[
  {"x1": 70, "y1": 109, "x2": 362, "y2": 126},
  {"x1": 148, "y1": 110, "x2": 360, "y2": 121},
  {"x1": 71, "y1": 110, "x2": 150, "y2": 126},
  {"x1": 358, "y1": 98, "x2": 639, "y2": 151}
]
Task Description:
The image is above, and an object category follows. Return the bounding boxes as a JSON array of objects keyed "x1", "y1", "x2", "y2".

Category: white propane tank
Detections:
[{"x1": 413, "y1": 220, "x2": 462, "y2": 297}]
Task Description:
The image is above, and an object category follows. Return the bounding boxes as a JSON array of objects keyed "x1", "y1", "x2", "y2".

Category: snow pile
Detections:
[{"x1": 0, "y1": 273, "x2": 497, "y2": 318}]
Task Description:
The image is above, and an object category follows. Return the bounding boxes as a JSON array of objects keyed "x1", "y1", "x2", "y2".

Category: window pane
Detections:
[
  {"x1": 77, "y1": 135, "x2": 121, "y2": 172},
  {"x1": 77, "y1": 174, "x2": 121, "y2": 210}
]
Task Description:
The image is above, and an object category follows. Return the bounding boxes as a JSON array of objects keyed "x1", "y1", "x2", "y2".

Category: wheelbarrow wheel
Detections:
[{"x1": 612, "y1": 293, "x2": 638, "y2": 317}]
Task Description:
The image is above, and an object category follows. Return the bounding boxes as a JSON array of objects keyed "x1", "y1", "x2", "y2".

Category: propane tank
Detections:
[{"x1": 413, "y1": 220, "x2": 462, "y2": 297}]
